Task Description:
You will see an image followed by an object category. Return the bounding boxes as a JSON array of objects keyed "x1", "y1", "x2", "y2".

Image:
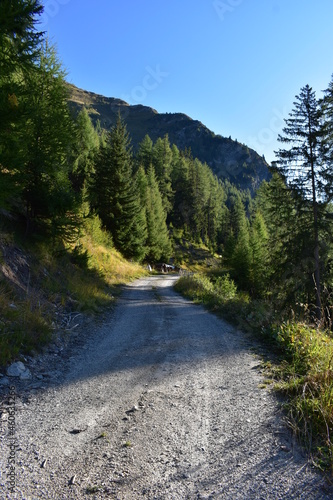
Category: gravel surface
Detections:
[{"x1": 1, "y1": 275, "x2": 332, "y2": 499}]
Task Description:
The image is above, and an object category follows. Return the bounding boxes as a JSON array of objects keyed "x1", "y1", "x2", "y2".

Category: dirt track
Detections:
[{"x1": 0, "y1": 275, "x2": 332, "y2": 499}]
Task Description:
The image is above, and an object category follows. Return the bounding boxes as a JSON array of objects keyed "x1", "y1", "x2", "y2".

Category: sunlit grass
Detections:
[{"x1": 270, "y1": 322, "x2": 333, "y2": 470}]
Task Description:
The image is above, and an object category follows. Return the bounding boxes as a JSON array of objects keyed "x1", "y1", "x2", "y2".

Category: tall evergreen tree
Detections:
[
  {"x1": 170, "y1": 147, "x2": 191, "y2": 231},
  {"x1": 19, "y1": 41, "x2": 76, "y2": 237},
  {"x1": 136, "y1": 134, "x2": 153, "y2": 172},
  {"x1": 145, "y1": 165, "x2": 171, "y2": 262},
  {"x1": 249, "y1": 209, "x2": 269, "y2": 297},
  {"x1": 274, "y1": 84, "x2": 325, "y2": 320},
  {"x1": 91, "y1": 115, "x2": 147, "y2": 261},
  {"x1": 70, "y1": 107, "x2": 99, "y2": 204},
  {"x1": 227, "y1": 197, "x2": 251, "y2": 289},
  {"x1": 320, "y1": 74, "x2": 333, "y2": 202},
  {"x1": 0, "y1": 0, "x2": 44, "y2": 208},
  {"x1": 152, "y1": 135, "x2": 173, "y2": 214}
]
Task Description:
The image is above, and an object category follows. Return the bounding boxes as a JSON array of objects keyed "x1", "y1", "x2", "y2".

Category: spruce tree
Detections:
[
  {"x1": 249, "y1": 210, "x2": 269, "y2": 297},
  {"x1": 274, "y1": 85, "x2": 324, "y2": 320},
  {"x1": 145, "y1": 165, "x2": 172, "y2": 262},
  {"x1": 170, "y1": 147, "x2": 191, "y2": 231},
  {"x1": 136, "y1": 134, "x2": 153, "y2": 172},
  {"x1": 228, "y1": 197, "x2": 251, "y2": 289},
  {"x1": 320, "y1": 74, "x2": 333, "y2": 202},
  {"x1": 92, "y1": 115, "x2": 147, "y2": 261},
  {"x1": 152, "y1": 135, "x2": 173, "y2": 214}
]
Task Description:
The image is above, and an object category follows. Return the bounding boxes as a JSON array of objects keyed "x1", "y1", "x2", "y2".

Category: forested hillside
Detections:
[
  {"x1": 0, "y1": 0, "x2": 253, "y2": 263},
  {"x1": 67, "y1": 84, "x2": 270, "y2": 193}
]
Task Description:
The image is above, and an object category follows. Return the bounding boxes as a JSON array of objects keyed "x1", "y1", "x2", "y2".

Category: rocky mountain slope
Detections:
[{"x1": 67, "y1": 84, "x2": 270, "y2": 192}]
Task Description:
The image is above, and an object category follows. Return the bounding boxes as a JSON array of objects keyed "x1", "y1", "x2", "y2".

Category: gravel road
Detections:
[{"x1": 1, "y1": 275, "x2": 332, "y2": 499}]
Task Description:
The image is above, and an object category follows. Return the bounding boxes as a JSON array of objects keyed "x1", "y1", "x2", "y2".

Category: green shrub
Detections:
[{"x1": 214, "y1": 274, "x2": 237, "y2": 300}]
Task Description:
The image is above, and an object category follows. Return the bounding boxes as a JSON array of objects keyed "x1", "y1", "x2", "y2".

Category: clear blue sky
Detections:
[{"x1": 41, "y1": 0, "x2": 333, "y2": 164}]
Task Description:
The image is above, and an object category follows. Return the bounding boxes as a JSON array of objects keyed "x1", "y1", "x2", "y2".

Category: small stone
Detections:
[
  {"x1": 7, "y1": 361, "x2": 26, "y2": 377},
  {"x1": 0, "y1": 377, "x2": 10, "y2": 386},
  {"x1": 69, "y1": 475, "x2": 76, "y2": 485},
  {"x1": 126, "y1": 406, "x2": 138, "y2": 414},
  {"x1": 280, "y1": 445, "x2": 291, "y2": 452},
  {"x1": 69, "y1": 428, "x2": 87, "y2": 434},
  {"x1": 20, "y1": 368, "x2": 32, "y2": 380}
]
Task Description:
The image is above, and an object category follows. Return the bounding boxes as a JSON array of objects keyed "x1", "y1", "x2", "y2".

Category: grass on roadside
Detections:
[{"x1": 269, "y1": 322, "x2": 333, "y2": 471}]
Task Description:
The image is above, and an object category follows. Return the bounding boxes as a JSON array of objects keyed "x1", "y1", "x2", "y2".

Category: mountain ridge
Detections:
[{"x1": 67, "y1": 83, "x2": 270, "y2": 192}]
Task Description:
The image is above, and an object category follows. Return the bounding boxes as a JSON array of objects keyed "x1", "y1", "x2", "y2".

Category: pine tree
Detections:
[
  {"x1": 170, "y1": 147, "x2": 191, "y2": 231},
  {"x1": 258, "y1": 173, "x2": 318, "y2": 311},
  {"x1": 320, "y1": 74, "x2": 333, "y2": 202},
  {"x1": 70, "y1": 107, "x2": 100, "y2": 219},
  {"x1": 152, "y1": 135, "x2": 173, "y2": 214},
  {"x1": 145, "y1": 165, "x2": 171, "y2": 262},
  {"x1": 188, "y1": 159, "x2": 210, "y2": 243},
  {"x1": 249, "y1": 209, "x2": 269, "y2": 297},
  {"x1": 91, "y1": 115, "x2": 147, "y2": 261},
  {"x1": 274, "y1": 85, "x2": 324, "y2": 320},
  {"x1": 228, "y1": 197, "x2": 251, "y2": 289},
  {"x1": 136, "y1": 134, "x2": 153, "y2": 172},
  {"x1": 0, "y1": 0, "x2": 43, "y2": 76}
]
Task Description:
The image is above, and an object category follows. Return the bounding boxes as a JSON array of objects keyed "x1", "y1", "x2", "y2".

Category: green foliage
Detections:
[
  {"x1": 273, "y1": 84, "x2": 331, "y2": 320},
  {"x1": 70, "y1": 107, "x2": 100, "y2": 195},
  {"x1": 152, "y1": 134, "x2": 174, "y2": 214},
  {"x1": 91, "y1": 115, "x2": 147, "y2": 261},
  {"x1": 174, "y1": 273, "x2": 249, "y2": 323},
  {"x1": 136, "y1": 134, "x2": 153, "y2": 171},
  {"x1": 1, "y1": 36, "x2": 80, "y2": 241},
  {"x1": 0, "y1": 0, "x2": 44, "y2": 208},
  {"x1": 142, "y1": 165, "x2": 172, "y2": 262},
  {"x1": 214, "y1": 274, "x2": 237, "y2": 300},
  {"x1": 271, "y1": 322, "x2": 333, "y2": 469}
]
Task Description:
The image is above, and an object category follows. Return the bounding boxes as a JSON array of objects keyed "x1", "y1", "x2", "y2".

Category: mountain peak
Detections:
[{"x1": 67, "y1": 83, "x2": 270, "y2": 192}]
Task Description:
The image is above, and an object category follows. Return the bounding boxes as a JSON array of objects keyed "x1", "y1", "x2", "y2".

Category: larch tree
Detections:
[{"x1": 0, "y1": 0, "x2": 44, "y2": 208}]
